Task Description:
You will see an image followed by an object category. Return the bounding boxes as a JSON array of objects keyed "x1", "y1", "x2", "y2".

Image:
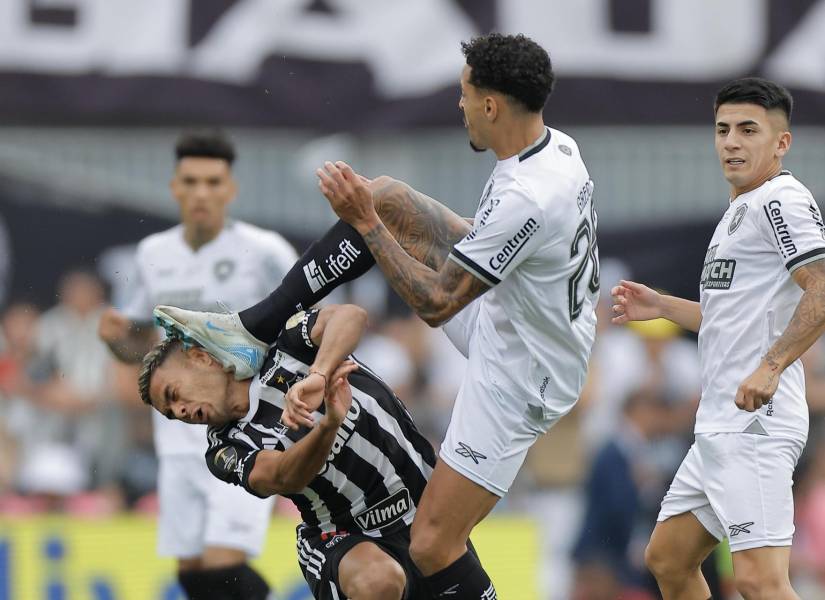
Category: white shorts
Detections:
[
  {"x1": 658, "y1": 433, "x2": 804, "y2": 552},
  {"x1": 157, "y1": 454, "x2": 275, "y2": 558},
  {"x1": 440, "y1": 300, "x2": 557, "y2": 497}
]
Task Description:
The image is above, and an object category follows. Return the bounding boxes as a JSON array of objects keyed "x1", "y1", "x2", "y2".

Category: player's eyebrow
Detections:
[{"x1": 716, "y1": 119, "x2": 759, "y2": 128}]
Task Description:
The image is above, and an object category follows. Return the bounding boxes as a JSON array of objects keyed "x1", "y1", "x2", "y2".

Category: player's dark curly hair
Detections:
[
  {"x1": 138, "y1": 337, "x2": 183, "y2": 406},
  {"x1": 714, "y1": 77, "x2": 793, "y2": 123},
  {"x1": 461, "y1": 33, "x2": 554, "y2": 113},
  {"x1": 175, "y1": 128, "x2": 236, "y2": 165}
]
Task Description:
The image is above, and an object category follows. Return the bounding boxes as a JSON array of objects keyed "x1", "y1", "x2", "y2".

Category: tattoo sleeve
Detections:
[
  {"x1": 764, "y1": 260, "x2": 825, "y2": 371},
  {"x1": 371, "y1": 178, "x2": 471, "y2": 271},
  {"x1": 360, "y1": 220, "x2": 489, "y2": 326}
]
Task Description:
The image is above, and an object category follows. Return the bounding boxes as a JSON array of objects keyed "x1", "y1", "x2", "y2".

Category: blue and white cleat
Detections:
[{"x1": 153, "y1": 305, "x2": 268, "y2": 380}]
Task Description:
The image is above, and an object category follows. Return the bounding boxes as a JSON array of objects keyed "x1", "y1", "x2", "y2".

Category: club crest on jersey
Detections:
[
  {"x1": 728, "y1": 204, "x2": 748, "y2": 235},
  {"x1": 213, "y1": 259, "x2": 236, "y2": 282},
  {"x1": 700, "y1": 245, "x2": 736, "y2": 290},
  {"x1": 354, "y1": 488, "x2": 412, "y2": 531}
]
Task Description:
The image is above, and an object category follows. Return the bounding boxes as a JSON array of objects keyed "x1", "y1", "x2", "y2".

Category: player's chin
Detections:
[{"x1": 468, "y1": 139, "x2": 487, "y2": 153}]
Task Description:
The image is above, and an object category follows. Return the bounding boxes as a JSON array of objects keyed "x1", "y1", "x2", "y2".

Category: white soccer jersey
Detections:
[
  {"x1": 448, "y1": 127, "x2": 598, "y2": 418},
  {"x1": 122, "y1": 220, "x2": 298, "y2": 456},
  {"x1": 695, "y1": 171, "x2": 825, "y2": 441}
]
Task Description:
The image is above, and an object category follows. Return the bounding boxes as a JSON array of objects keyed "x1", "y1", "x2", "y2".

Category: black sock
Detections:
[
  {"x1": 178, "y1": 564, "x2": 271, "y2": 600},
  {"x1": 239, "y1": 220, "x2": 375, "y2": 343},
  {"x1": 423, "y1": 550, "x2": 497, "y2": 599}
]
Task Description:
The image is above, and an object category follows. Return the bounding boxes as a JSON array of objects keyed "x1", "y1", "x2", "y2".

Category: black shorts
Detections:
[{"x1": 296, "y1": 524, "x2": 427, "y2": 600}]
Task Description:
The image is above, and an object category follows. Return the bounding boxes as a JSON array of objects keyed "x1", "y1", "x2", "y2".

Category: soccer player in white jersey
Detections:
[
  {"x1": 98, "y1": 130, "x2": 296, "y2": 600},
  {"x1": 153, "y1": 34, "x2": 597, "y2": 599},
  {"x1": 612, "y1": 78, "x2": 825, "y2": 600},
  {"x1": 314, "y1": 34, "x2": 598, "y2": 599}
]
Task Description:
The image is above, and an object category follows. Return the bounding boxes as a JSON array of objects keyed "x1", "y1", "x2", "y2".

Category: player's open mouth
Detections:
[
  {"x1": 197, "y1": 407, "x2": 205, "y2": 422},
  {"x1": 726, "y1": 158, "x2": 745, "y2": 165}
]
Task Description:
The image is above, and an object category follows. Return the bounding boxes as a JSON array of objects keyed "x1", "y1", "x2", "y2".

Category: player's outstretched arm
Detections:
[
  {"x1": 249, "y1": 362, "x2": 357, "y2": 496},
  {"x1": 736, "y1": 260, "x2": 825, "y2": 412},
  {"x1": 611, "y1": 280, "x2": 702, "y2": 333},
  {"x1": 318, "y1": 161, "x2": 488, "y2": 327},
  {"x1": 283, "y1": 304, "x2": 368, "y2": 430},
  {"x1": 98, "y1": 307, "x2": 157, "y2": 363}
]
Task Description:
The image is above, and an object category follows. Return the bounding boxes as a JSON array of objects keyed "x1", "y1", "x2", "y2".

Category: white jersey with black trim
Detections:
[
  {"x1": 122, "y1": 220, "x2": 298, "y2": 456},
  {"x1": 448, "y1": 127, "x2": 598, "y2": 417},
  {"x1": 696, "y1": 171, "x2": 825, "y2": 441}
]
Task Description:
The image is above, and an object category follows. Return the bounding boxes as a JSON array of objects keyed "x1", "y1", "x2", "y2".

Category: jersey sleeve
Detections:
[
  {"x1": 759, "y1": 185, "x2": 825, "y2": 273},
  {"x1": 449, "y1": 185, "x2": 545, "y2": 286},
  {"x1": 205, "y1": 435, "x2": 268, "y2": 499},
  {"x1": 276, "y1": 309, "x2": 322, "y2": 357}
]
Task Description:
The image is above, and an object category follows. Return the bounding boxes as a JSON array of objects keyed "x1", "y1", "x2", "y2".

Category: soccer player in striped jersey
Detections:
[
  {"x1": 138, "y1": 302, "x2": 472, "y2": 600},
  {"x1": 613, "y1": 78, "x2": 825, "y2": 600}
]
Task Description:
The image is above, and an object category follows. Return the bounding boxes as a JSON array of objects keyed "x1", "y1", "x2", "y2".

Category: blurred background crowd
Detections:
[{"x1": 2, "y1": 1, "x2": 825, "y2": 598}]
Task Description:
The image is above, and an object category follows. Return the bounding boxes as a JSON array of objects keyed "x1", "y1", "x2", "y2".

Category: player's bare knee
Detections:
[
  {"x1": 345, "y1": 560, "x2": 406, "y2": 600},
  {"x1": 644, "y1": 541, "x2": 687, "y2": 582}
]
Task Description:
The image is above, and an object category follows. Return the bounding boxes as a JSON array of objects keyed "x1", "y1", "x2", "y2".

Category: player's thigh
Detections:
[
  {"x1": 647, "y1": 512, "x2": 719, "y2": 572},
  {"x1": 412, "y1": 459, "x2": 499, "y2": 547},
  {"x1": 372, "y1": 177, "x2": 471, "y2": 270},
  {"x1": 157, "y1": 455, "x2": 207, "y2": 559},
  {"x1": 201, "y1": 462, "x2": 274, "y2": 558},
  {"x1": 338, "y1": 541, "x2": 407, "y2": 600}
]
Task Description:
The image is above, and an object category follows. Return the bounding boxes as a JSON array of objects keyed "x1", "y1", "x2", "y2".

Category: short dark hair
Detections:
[
  {"x1": 714, "y1": 77, "x2": 793, "y2": 124},
  {"x1": 175, "y1": 129, "x2": 236, "y2": 165},
  {"x1": 138, "y1": 337, "x2": 183, "y2": 406},
  {"x1": 461, "y1": 33, "x2": 554, "y2": 113}
]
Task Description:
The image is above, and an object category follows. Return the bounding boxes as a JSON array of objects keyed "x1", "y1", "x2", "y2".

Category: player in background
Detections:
[
  {"x1": 98, "y1": 130, "x2": 296, "y2": 600},
  {"x1": 157, "y1": 33, "x2": 598, "y2": 600},
  {"x1": 612, "y1": 78, "x2": 825, "y2": 600}
]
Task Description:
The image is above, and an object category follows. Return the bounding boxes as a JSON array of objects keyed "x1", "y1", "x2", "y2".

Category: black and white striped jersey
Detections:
[{"x1": 206, "y1": 309, "x2": 436, "y2": 538}]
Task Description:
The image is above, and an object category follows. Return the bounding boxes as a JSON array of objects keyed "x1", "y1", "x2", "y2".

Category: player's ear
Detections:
[
  {"x1": 776, "y1": 130, "x2": 792, "y2": 158},
  {"x1": 484, "y1": 96, "x2": 497, "y2": 122},
  {"x1": 187, "y1": 346, "x2": 218, "y2": 367}
]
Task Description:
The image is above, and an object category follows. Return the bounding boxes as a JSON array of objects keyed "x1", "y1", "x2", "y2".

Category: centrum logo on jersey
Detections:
[
  {"x1": 488, "y1": 217, "x2": 540, "y2": 274},
  {"x1": 764, "y1": 200, "x2": 798, "y2": 258},
  {"x1": 700, "y1": 245, "x2": 736, "y2": 290},
  {"x1": 302, "y1": 239, "x2": 361, "y2": 293},
  {"x1": 354, "y1": 488, "x2": 412, "y2": 531}
]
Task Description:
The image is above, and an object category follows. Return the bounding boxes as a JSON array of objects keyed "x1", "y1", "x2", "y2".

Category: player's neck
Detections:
[
  {"x1": 226, "y1": 378, "x2": 252, "y2": 421},
  {"x1": 183, "y1": 223, "x2": 222, "y2": 251},
  {"x1": 729, "y1": 163, "x2": 783, "y2": 200},
  {"x1": 491, "y1": 117, "x2": 546, "y2": 161}
]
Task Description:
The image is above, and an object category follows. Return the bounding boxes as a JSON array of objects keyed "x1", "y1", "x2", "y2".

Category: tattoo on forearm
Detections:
[
  {"x1": 371, "y1": 179, "x2": 471, "y2": 271},
  {"x1": 765, "y1": 261, "x2": 825, "y2": 369},
  {"x1": 361, "y1": 222, "x2": 487, "y2": 323}
]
